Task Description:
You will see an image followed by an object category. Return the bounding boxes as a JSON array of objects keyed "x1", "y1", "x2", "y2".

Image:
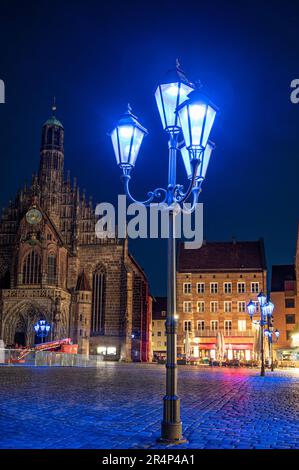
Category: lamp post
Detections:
[
  {"x1": 265, "y1": 320, "x2": 279, "y2": 371},
  {"x1": 109, "y1": 61, "x2": 218, "y2": 443},
  {"x1": 247, "y1": 294, "x2": 275, "y2": 376},
  {"x1": 34, "y1": 320, "x2": 51, "y2": 344}
]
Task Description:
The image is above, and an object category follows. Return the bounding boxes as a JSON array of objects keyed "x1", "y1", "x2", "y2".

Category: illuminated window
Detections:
[
  {"x1": 238, "y1": 320, "x2": 246, "y2": 331},
  {"x1": 22, "y1": 251, "x2": 41, "y2": 284},
  {"x1": 107, "y1": 347, "x2": 117, "y2": 355},
  {"x1": 197, "y1": 301, "x2": 205, "y2": 313},
  {"x1": 92, "y1": 268, "x2": 106, "y2": 335}
]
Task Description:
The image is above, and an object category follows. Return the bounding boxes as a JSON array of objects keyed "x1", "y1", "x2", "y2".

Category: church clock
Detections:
[{"x1": 26, "y1": 208, "x2": 42, "y2": 225}]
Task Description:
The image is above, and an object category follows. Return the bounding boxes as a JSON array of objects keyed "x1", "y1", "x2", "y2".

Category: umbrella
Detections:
[
  {"x1": 216, "y1": 331, "x2": 225, "y2": 365},
  {"x1": 184, "y1": 329, "x2": 191, "y2": 358}
]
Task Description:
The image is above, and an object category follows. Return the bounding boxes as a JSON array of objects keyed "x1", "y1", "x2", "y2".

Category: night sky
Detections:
[{"x1": 0, "y1": 0, "x2": 298, "y2": 295}]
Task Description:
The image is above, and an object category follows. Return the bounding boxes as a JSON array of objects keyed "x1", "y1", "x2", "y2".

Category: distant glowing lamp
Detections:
[
  {"x1": 34, "y1": 319, "x2": 51, "y2": 338},
  {"x1": 109, "y1": 104, "x2": 148, "y2": 170},
  {"x1": 181, "y1": 140, "x2": 215, "y2": 181},
  {"x1": 177, "y1": 89, "x2": 218, "y2": 159},
  {"x1": 275, "y1": 329, "x2": 280, "y2": 338}
]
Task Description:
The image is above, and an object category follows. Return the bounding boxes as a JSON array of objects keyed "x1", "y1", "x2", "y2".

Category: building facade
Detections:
[
  {"x1": 177, "y1": 240, "x2": 267, "y2": 361},
  {"x1": 151, "y1": 296, "x2": 167, "y2": 359},
  {"x1": 0, "y1": 107, "x2": 151, "y2": 361}
]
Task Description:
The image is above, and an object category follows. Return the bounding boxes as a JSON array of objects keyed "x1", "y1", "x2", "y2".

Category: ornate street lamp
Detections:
[
  {"x1": 109, "y1": 61, "x2": 218, "y2": 444},
  {"x1": 34, "y1": 319, "x2": 51, "y2": 344},
  {"x1": 247, "y1": 293, "x2": 275, "y2": 376}
]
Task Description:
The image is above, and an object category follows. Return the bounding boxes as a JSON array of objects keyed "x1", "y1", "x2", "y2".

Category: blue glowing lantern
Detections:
[
  {"x1": 257, "y1": 291, "x2": 267, "y2": 308},
  {"x1": 264, "y1": 300, "x2": 274, "y2": 317},
  {"x1": 181, "y1": 140, "x2": 215, "y2": 181},
  {"x1": 177, "y1": 89, "x2": 218, "y2": 159},
  {"x1": 155, "y1": 61, "x2": 194, "y2": 133},
  {"x1": 264, "y1": 329, "x2": 270, "y2": 337},
  {"x1": 247, "y1": 300, "x2": 256, "y2": 319},
  {"x1": 34, "y1": 319, "x2": 51, "y2": 338},
  {"x1": 110, "y1": 104, "x2": 148, "y2": 170},
  {"x1": 275, "y1": 329, "x2": 280, "y2": 338}
]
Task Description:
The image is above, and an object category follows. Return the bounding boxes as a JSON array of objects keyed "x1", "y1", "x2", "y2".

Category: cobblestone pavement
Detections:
[{"x1": 0, "y1": 364, "x2": 299, "y2": 449}]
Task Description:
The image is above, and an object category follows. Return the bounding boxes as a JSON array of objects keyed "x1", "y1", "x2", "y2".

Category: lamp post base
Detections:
[
  {"x1": 157, "y1": 437, "x2": 188, "y2": 445},
  {"x1": 157, "y1": 421, "x2": 187, "y2": 445}
]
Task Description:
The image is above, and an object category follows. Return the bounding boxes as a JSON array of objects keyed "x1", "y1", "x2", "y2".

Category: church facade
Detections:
[{"x1": 0, "y1": 107, "x2": 152, "y2": 361}]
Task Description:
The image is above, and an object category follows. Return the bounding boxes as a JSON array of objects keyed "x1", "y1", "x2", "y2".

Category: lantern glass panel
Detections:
[
  {"x1": 202, "y1": 105, "x2": 217, "y2": 148},
  {"x1": 155, "y1": 82, "x2": 193, "y2": 130}
]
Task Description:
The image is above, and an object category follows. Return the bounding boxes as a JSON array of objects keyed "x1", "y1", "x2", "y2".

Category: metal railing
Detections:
[{"x1": 0, "y1": 349, "x2": 107, "y2": 367}]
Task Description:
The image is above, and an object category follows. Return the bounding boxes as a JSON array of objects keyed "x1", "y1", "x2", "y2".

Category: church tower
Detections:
[{"x1": 38, "y1": 99, "x2": 64, "y2": 228}]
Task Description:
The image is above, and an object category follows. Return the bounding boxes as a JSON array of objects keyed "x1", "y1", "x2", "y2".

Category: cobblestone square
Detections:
[{"x1": 0, "y1": 364, "x2": 299, "y2": 449}]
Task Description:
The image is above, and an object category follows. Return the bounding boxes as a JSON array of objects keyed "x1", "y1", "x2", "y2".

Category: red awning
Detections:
[
  {"x1": 198, "y1": 343, "x2": 216, "y2": 350},
  {"x1": 198, "y1": 343, "x2": 253, "y2": 351}
]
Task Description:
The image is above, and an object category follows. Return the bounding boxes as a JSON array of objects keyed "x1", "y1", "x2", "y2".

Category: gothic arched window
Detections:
[
  {"x1": 91, "y1": 268, "x2": 106, "y2": 335},
  {"x1": 48, "y1": 253, "x2": 57, "y2": 285},
  {"x1": 22, "y1": 251, "x2": 41, "y2": 285}
]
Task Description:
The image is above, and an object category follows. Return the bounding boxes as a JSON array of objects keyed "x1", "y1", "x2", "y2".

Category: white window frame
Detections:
[
  {"x1": 224, "y1": 301, "x2": 232, "y2": 313},
  {"x1": 238, "y1": 301, "x2": 246, "y2": 313},
  {"x1": 183, "y1": 282, "x2": 192, "y2": 294},
  {"x1": 197, "y1": 320, "x2": 205, "y2": 331},
  {"x1": 197, "y1": 301, "x2": 205, "y2": 313},
  {"x1": 210, "y1": 301, "x2": 218, "y2": 313},
  {"x1": 224, "y1": 320, "x2": 232, "y2": 333},
  {"x1": 197, "y1": 282, "x2": 205, "y2": 294},
  {"x1": 210, "y1": 282, "x2": 218, "y2": 294},
  {"x1": 210, "y1": 320, "x2": 218, "y2": 331},
  {"x1": 183, "y1": 301, "x2": 192, "y2": 313},
  {"x1": 184, "y1": 320, "x2": 192, "y2": 332},
  {"x1": 251, "y1": 282, "x2": 259, "y2": 293},
  {"x1": 223, "y1": 282, "x2": 232, "y2": 294},
  {"x1": 237, "y1": 282, "x2": 246, "y2": 293}
]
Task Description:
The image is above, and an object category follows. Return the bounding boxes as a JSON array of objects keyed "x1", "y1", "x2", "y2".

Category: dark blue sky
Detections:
[{"x1": 0, "y1": 0, "x2": 298, "y2": 295}]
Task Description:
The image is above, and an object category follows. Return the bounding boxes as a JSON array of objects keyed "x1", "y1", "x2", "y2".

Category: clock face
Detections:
[{"x1": 26, "y1": 208, "x2": 42, "y2": 225}]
